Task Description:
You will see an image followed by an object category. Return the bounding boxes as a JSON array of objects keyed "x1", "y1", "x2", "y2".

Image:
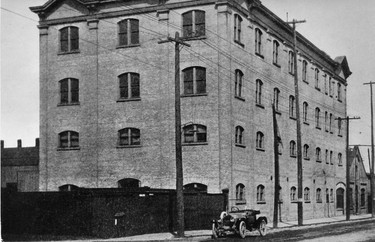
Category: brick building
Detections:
[
  {"x1": 1, "y1": 139, "x2": 39, "y2": 192},
  {"x1": 31, "y1": 0, "x2": 351, "y2": 221}
]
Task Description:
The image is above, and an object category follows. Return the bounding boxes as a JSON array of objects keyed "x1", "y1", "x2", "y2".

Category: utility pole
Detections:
[
  {"x1": 159, "y1": 32, "x2": 190, "y2": 237},
  {"x1": 286, "y1": 18, "x2": 305, "y2": 226},
  {"x1": 272, "y1": 104, "x2": 280, "y2": 228},
  {"x1": 364, "y1": 81, "x2": 375, "y2": 217},
  {"x1": 337, "y1": 116, "x2": 360, "y2": 220}
]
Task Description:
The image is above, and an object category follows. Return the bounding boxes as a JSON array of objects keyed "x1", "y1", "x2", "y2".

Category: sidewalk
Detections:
[{"x1": 103, "y1": 213, "x2": 373, "y2": 241}]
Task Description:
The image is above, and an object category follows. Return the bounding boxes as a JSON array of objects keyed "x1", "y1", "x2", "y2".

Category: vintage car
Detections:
[{"x1": 212, "y1": 207, "x2": 268, "y2": 239}]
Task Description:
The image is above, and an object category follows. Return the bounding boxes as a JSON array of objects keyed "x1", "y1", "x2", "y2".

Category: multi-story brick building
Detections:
[{"x1": 31, "y1": 0, "x2": 351, "y2": 221}]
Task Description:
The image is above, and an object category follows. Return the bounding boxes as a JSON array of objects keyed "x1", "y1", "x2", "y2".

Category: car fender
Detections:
[{"x1": 255, "y1": 216, "x2": 268, "y2": 228}]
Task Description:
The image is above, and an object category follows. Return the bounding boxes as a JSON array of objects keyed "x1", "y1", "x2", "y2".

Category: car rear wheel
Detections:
[
  {"x1": 212, "y1": 223, "x2": 219, "y2": 239},
  {"x1": 239, "y1": 221, "x2": 246, "y2": 239},
  {"x1": 259, "y1": 219, "x2": 267, "y2": 236}
]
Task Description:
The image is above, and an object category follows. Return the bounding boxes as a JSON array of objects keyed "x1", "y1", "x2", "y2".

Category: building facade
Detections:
[
  {"x1": 31, "y1": 0, "x2": 351, "y2": 221},
  {"x1": 1, "y1": 139, "x2": 39, "y2": 192}
]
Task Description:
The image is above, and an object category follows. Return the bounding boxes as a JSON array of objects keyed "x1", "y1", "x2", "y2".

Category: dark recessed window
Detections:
[
  {"x1": 183, "y1": 124, "x2": 207, "y2": 143},
  {"x1": 256, "y1": 131, "x2": 264, "y2": 149},
  {"x1": 59, "y1": 26, "x2": 79, "y2": 53},
  {"x1": 118, "y1": 128, "x2": 141, "y2": 146},
  {"x1": 59, "y1": 78, "x2": 79, "y2": 104},
  {"x1": 182, "y1": 10, "x2": 205, "y2": 38},
  {"x1": 119, "y1": 73, "x2": 140, "y2": 100},
  {"x1": 118, "y1": 19, "x2": 139, "y2": 46},
  {"x1": 256, "y1": 79, "x2": 263, "y2": 106},
  {"x1": 234, "y1": 14, "x2": 243, "y2": 44},
  {"x1": 235, "y1": 126, "x2": 244, "y2": 145},
  {"x1": 183, "y1": 67, "x2": 206, "y2": 95},
  {"x1": 257, "y1": 184, "x2": 265, "y2": 202},
  {"x1": 235, "y1": 69, "x2": 243, "y2": 98},
  {"x1": 59, "y1": 131, "x2": 79, "y2": 148},
  {"x1": 273, "y1": 40, "x2": 279, "y2": 65},
  {"x1": 255, "y1": 28, "x2": 263, "y2": 55}
]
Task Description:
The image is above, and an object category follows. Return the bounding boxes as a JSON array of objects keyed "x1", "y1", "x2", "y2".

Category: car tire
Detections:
[
  {"x1": 212, "y1": 223, "x2": 219, "y2": 239},
  {"x1": 258, "y1": 219, "x2": 267, "y2": 237},
  {"x1": 239, "y1": 221, "x2": 246, "y2": 239}
]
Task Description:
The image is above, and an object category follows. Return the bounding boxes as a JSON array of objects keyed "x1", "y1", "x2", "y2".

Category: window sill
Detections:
[
  {"x1": 57, "y1": 147, "x2": 80, "y2": 151},
  {"x1": 303, "y1": 80, "x2": 309, "y2": 84},
  {"x1": 316, "y1": 201, "x2": 322, "y2": 203},
  {"x1": 181, "y1": 93, "x2": 208, "y2": 98},
  {"x1": 58, "y1": 50, "x2": 80, "y2": 55},
  {"x1": 303, "y1": 121, "x2": 310, "y2": 125},
  {"x1": 338, "y1": 99, "x2": 342, "y2": 103},
  {"x1": 290, "y1": 155, "x2": 297, "y2": 158},
  {"x1": 255, "y1": 52, "x2": 264, "y2": 59},
  {"x1": 316, "y1": 126, "x2": 321, "y2": 130},
  {"x1": 315, "y1": 87, "x2": 321, "y2": 91},
  {"x1": 304, "y1": 157, "x2": 310, "y2": 161},
  {"x1": 273, "y1": 62, "x2": 281, "y2": 68},
  {"x1": 235, "y1": 199, "x2": 247, "y2": 205},
  {"x1": 289, "y1": 116, "x2": 297, "y2": 121},
  {"x1": 291, "y1": 201, "x2": 298, "y2": 204},
  {"x1": 325, "y1": 129, "x2": 329, "y2": 133},
  {"x1": 116, "y1": 44, "x2": 141, "y2": 49},
  {"x1": 257, "y1": 201, "x2": 266, "y2": 204},
  {"x1": 234, "y1": 39, "x2": 244, "y2": 48},
  {"x1": 117, "y1": 145, "x2": 142, "y2": 148},
  {"x1": 256, "y1": 103, "x2": 265, "y2": 109},
  {"x1": 330, "y1": 131, "x2": 333, "y2": 134},
  {"x1": 181, "y1": 36, "x2": 207, "y2": 41},
  {"x1": 117, "y1": 98, "x2": 141, "y2": 102},
  {"x1": 235, "y1": 96, "x2": 245, "y2": 102},
  {"x1": 338, "y1": 134, "x2": 343, "y2": 137},
  {"x1": 256, "y1": 148, "x2": 265, "y2": 152},
  {"x1": 235, "y1": 144, "x2": 246, "y2": 148},
  {"x1": 289, "y1": 72, "x2": 295, "y2": 76},
  {"x1": 305, "y1": 200, "x2": 311, "y2": 203},
  {"x1": 182, "y1": 142, "x2": 208, "y2": 146},
  {"x1": 58, "y1": 102, "x2": 80, "y2": 106},
  {"x1": 338, "y1": 164, "x2": 343, "y2": 167},
  {"x1": 275, "y1": 110, "x2": 281, "y2": 115},
  {"x1": 316, "y1": 160, "x2": 322, "y2": 163}
]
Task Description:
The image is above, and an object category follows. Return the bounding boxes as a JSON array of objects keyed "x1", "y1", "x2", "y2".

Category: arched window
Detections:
[
  {"x1": 336, "y1": 188, "x2": 344, "y2": 209},
  {"x1": 315, "y1": 107, "x2": 321, "y2": 128},
  {"x1": 236, "y1": 183, "x2": 245, "y2": 201},
  {"x1": 59, "y1": 184, "x2": 79, "y2": 191},
  {"x1": 257, "y1": 184, "x2": 265, "y2": 202},
  {"x1": 273, "y1": 40, "x2": 279, "y2": 65},
  {"x1": 58, "y1": 131, "x2": 79, "y2": 148},
  {"x1": 118, "y1": 128, "x2": 141, "y2": 146},
  {"x1": 234, "y1": 14, "x2": 242, "y2": 43},
  {"x1": 338, "y1": 117, "x2": 343, "y2": 136},
  {"x1": 361, "y1": 188, "x2": 366, "y2": 207},
  {"x1": 118, "y1": 178, "x2": 140, "y2": 188},
  {"x1": 59, "y1": 26, "x2": 79, "y2": 52},
  {"x1": 316, "y1": 188, "x2": 322, "y2": 203},
  {"x1": 256, "y1": 79, "x2": 263, "y2": 105},
  {"x1": 235, "y1": 126, "x2": 244, "y2": 145},
  {"x1": 315, "y1": 68, "x2": 320, "y2": 89},
  {"x1": 330, "y1": 188, "x2": 334, "y2": 203},
  {"x1": 316, "y1": 147, "x2": 321, "y2": 162},
  {"x1": 303, "y1": 144, "x2": 309, "y2": 159},
  {"x1": 325, "y1": 111, "x2": 328, "y2": 131},
  {"x1": 256, "y1": 131, "x2": 264, "y2": 149},
  {"x1": 59, "y1": 78, "x2": 79, "y2": 104},
  {"x1": 235, "y1": 70, "x2": 243, "y2": 98},
  {"x1": 290, "y1": 140, "x2": 296, "y2": 157},
  {"x1": 183, "y1": 67, "x2": 206, "y2": 95},
  {"x1": 326, "y1": 188, "x2": 329, "y2": 203},
  {"x1": 184, "y1": 183, "x2": 207, "y2": 192},
  {"x1": 302, "y1": 60, "x2": 308, "y2": 82},
  {"x1": 329, "y1": 113, "x2": 333, "y2": 133},
  {"x1": 255, "y1": 28, "x2": 262, "y2": 55},
  {"x1": 182, "y1": 10, "x2": 205, "y2": 38},
  {"x1": 290, "y1": 186, "x2": 296, "y2": 201},
  {"x1": 273, "y1": 88, "x2": 280, "y2": 111},
  {"x1": 288, "y1": 51, "x2": 294, "y2": 75},
  {"x1": 338, "y1": 153, "x2": 343, "y2": 166},
  {"x1": 304, "y1": 187, "x2": 310, "y2": 201},
  {"x1": 289, "y1": 95, "x2": 295, "y2": 118},
  {"x1": 118, "y1": 19, "x2": 139, "y2": 46},
  {"x1": 119, "y1": 73, "x2": 140, "y2": 99},
  {"x1": 303, "y1": 102, "x2": 308, "y2": 123},
  {"x1": 337, "y1": 83, "x2": 342, "y2": 101},
  {"x1": 183, "y1": 124, "x2": 207, "y2": 143}
]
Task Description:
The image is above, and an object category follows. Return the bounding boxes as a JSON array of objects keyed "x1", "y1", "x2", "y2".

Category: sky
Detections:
[{"x1": 1, "y1": 0, "x2": 374, "y2": 170}]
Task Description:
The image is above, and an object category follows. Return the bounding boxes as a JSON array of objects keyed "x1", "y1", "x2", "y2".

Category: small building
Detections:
[
  {"x1": 348, "y1": 146, "x2": 370, "y2": 214},
  {"x1": 1, "y1": 139, "x2": 39, "y2": 192}
]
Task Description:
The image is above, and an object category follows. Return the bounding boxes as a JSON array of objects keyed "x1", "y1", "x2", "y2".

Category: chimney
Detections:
[
  {"x1": 1, "y1": 140, "x2": 4, "y2": 149},
  {"x1": 17, "y1": 139, "x2": 22, "y2": 148},
  {"x1": 35, "y1": 138, "x2": 40, "y2": 147}
]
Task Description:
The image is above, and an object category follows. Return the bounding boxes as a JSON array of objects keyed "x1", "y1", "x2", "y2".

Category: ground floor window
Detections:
[{"x1": 336, "y1": 188, "x2": 344, "y2": 209}]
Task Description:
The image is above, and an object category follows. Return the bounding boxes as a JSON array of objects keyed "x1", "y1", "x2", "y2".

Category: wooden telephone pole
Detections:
[
  {"x1": 159, "y1": 32, "x2": 190, "y2": 237},
  {"x1": 286, "y1": 18, "x2": 305, "y2": 226},
  {"x1": 363, "y1": 81, "x2": 375, "y2": 217},
  {"x1": 273, "y1": 104, "x2": 281, "y2": 228}
]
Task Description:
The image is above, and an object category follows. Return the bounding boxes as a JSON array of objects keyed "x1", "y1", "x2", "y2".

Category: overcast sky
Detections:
[{"x1": 1, "y1": 0, "x2": 374, "y2": 170}]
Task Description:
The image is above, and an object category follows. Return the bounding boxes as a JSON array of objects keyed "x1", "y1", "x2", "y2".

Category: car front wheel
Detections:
[
  {"x1": 238, "y1": 221, "x2": 246, "y2": 239},
  {"x1": 259, "y1": 219, "x2": 267, "y2": 236}
]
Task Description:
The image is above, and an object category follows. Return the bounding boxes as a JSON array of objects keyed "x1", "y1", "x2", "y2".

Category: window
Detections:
[
  {"x1": 303, "y1": 102, "x2": 308, "y2": 123},
  {"x1": 330, "y1": 150, "x2": 333, "y2": 165},
  {"x1": 290, "y1": 186, "x2": 296, "y2": 201},
  {"x1": 338, "y1": 153, "x2": 343, "y2": 166},
  {"x1": 315, "y1": 107, "x2": 321, "y2": 128},
  {"x1": 236, "y1": 183, "x2": 246, "y2": 202},
  {"x1": 256, "y1": 79, "x2": 263, "y2": 106},
  {"x1": 182, "y1": 10, "x2": 205, "y2": 38},
  {"x1": 315, "y1": 68, "x2": 320, "y2": 90},
  {"x1": 273, "y1": 40, "x2": 279, "y2": 65},
  {"x1": 118, "y1": 178, "x2": 140, "y2": 189},
  {"x1": 338, "y1": 83, "x2": 342, "y2": 101},
  {"x1": 303, "y1": 144, "x2": 309, "y2": 159},
  {"x1": 324, "y1": 75, "x2": 328, "y2": 94},
  {"x1": 325, "y1": 111, "x2": 328, "y2": 131},
  {"x1": 325, "y1": 149, "x2": 329, "y2": 164},
  {"x1": 316, "y1": 147, "x2": 321, "y2": 162},
  {"x1": 59, "y1": 131, "x2": 79, "y2": 148},
  {"x1": 257, "y1": 185, "x2": 265, "y2": 202},
  {"x1": 255, "y1": 28, "x2": 262, "y2": 56},
  {"x1": 304, "y1": 187, "x2": 310, "y2": 201},
  {"x1": 338, "y1": 118, "x2": 343, "y2": 136},
  {"x1": 316, "y1": 188, "x2": 322, "y2": 203},
  {"x1": 234, "y1": 14, "x2": 242, "y2": 44},
  {"x1": 183, "y1": 67, "x2": 206, "y2": 95},
  {"x1": 59, "y1": 78, "x2": 79, "y2": 104},
  {"x1": 119, "y1": 73, "x2": 140, "y2": 100},
  {"x1": 256, "y1": 131, "x2": 264, "y2": 150},
  {"x1": 336, "y1": 188, "x2": 344, "y2": 209},
  {"x1": 235, "y1": 70, "x2": 243, "y2": 98},
  {"x1": 118, "y1": 19, "x2": 139, "y2": 46},
  {"x1": 273, "y1": 88, "x2": 280, "y2": 111},
  {"x1": 288, "y1": 51, "x2": 294, "y2": 75},
  {"x1": 235, "y1": 126, "x2": 244, "y2": 145},
  {"x1": 326, "y1": 188, "x2": 329, "y2": 203},
  {"x1": 59, "y1": 26, "x2": 79, "y2": 53},
  {"x1": 118, "y1": 128, "x2": 141, "y2": 146},
  {"x1": 330, "y1": 189, "x2": 334, "y2": 203},
  {"x1": 302, "y1": 60, "x2": 308, "y2": 82},
  {"x1": 290, "y1": 140, "x2": 296, "y2": 157},
  {"x1": 329, "y1": 76, "x2": 333, "y2": 96},
  {"x1": 329, "y1": 113, "x2": 333, "y2": 133},
  {"x1": 183, "y1": 124, "x2": 207, "y2": 143},
  {"x1": 361, "y1": 188, "x2": 366, "y2": 207},
  {"x1": 289, "y1": 95, "x2": 295, "y2": 118}
]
